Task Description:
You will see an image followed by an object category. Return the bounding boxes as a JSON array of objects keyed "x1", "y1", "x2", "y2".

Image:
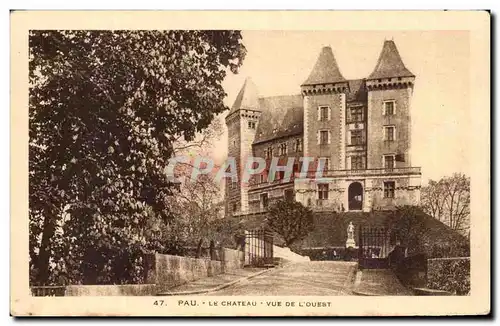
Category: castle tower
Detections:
[
  {"x1": 301, "y1": 46, "x2": 348, "y2": 171},
  {"x1": 225, "y1": 78, "x2": 261, "y2": 216},
  {"x1": 365, "y1": 40, "x2": 415, "y2": 170},
  {"x1": 362, "y1": 39, "x2": 420, "y2": 211}
]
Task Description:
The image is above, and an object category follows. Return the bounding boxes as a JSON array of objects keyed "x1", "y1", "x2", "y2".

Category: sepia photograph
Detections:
[{"x1": 11, "y1": 10, "x2": 490, "y2": 316}]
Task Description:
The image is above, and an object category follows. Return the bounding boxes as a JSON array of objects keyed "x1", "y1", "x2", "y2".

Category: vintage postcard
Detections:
[{"x1": 11, "y1": 10, "x2": 490, "y2": 316}]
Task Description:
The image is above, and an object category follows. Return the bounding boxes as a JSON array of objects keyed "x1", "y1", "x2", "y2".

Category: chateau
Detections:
[{"x1": 225, "y1": 40, "x2": 422, "y2": 217}]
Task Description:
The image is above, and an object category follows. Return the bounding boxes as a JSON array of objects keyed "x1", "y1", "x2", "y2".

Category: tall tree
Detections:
[
  {"x1": 29, "y1": 30, "x2": 246, "y2": 284},
  {"x1": 164, "y1": 171, "x2": 224, "y2": 257},
  {"x1": 266, "y1": 200, "x2": 314, "y2": 247},
  {"x1": 420, "y1": 173, "x2": 470, "y2": 235}
]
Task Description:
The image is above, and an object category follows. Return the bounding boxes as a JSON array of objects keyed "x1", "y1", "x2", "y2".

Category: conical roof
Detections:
[
  {"x1": 368, "y1": 40, "x2": 414, "y2": 80},
  {"x1": 229, "y1": 77, "x2": 260, "y2": 114},
  {"x1": 302, "y1": 46, "x2": 346, "y2": 86}
]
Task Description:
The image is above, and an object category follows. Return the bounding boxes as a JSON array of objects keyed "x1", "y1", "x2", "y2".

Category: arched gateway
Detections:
[{"x1": 348, "y1": 182, "x2": 363, "y2": 211}]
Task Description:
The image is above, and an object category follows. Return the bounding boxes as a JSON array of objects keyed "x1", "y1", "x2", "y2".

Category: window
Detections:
[
  {"x1": 279, "y1": 143, "x2": 287, "y2": 156},
  {"x1": 265, "y1": 146, "x2": 273, "y2": 159},
  {"x1": 318, "y1": 184, "x2": 329, "y2": 200},
  {"x1": 350, "y1": 130, "x2": 363, "y2": 145},
  {"x1": 384, "y1": 155, "x2": 395, "y2": 169},
  {"x1": 259, "y1": 174, "x2": 266, "y2": 183},
  {"x1": 319, "y1": 106, "x2": 330, "y2": 121},
  {"x1": 384, "y1": 101, "x2": 395, "y2": 115},
  {"x1": 320, "y1": 157, "x2": 330, "y2": 172},
  {"x1": 319, "y1": 130, "x2": 329, "y2": 144},
  {"x1": 351, "y1": 156, "x2": 364, "y2": 170},
  {"x1": 295, "y1": 138, "x2": 303, "y2": 152},
  {"x1": 260, "y1": 193, "x2": 269, "y2": 208},
  {"x1": 276, "y1": 171, "x2": 285, "y2": 180},
  {"x1": 384, "y1": 181, "x2": 395, "y2": 198},
  {"x1": 384, "y1": 126, "x2": 395, "y2": 141},
  {"x1": 248, "y1": 121, "x2": 256, "y2": 129},
  {"x1": 350, "y1": 106, "x2": 364, "y2": 122},
  {"x1": 232, "y1": 203, "x2": 237, "y2": 212},
  {"x1": 284, "y1": 189, "x2": 294, "y2": 201}
]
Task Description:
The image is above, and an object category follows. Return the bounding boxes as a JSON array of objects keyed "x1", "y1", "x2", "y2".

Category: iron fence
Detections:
[
  {"x1": 358, "y1": 226, "x2": 391, "y2": 269},
  {"x1": 244, "y1": 230, "x2": 274, "y2": 267}
]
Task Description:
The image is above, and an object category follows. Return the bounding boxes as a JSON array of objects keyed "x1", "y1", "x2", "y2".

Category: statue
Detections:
[{"x1": 346, "y1": 222, "x2": 357, "y2": 248}]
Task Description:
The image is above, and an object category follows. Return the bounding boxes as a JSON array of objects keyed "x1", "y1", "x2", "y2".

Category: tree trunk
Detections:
[
  {"x1": 209, "y1": 240, "x2": 216, "y2": 261},
  {"x1": 35, "y1": 215, "x2": 56, "y2": 285},
  {"x1": 195, "y1": 238, "x2": 203, "y2": 258}
]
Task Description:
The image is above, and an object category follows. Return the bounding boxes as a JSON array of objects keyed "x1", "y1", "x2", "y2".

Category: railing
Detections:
[
  {"x1": 245, "y1": 230, "x2": 274, "y2": 267},
  {"x1": 295, "y1": 167, "x2": 421, "y2": 179},
  {"x1": 248, "y1": 178, "x2": 294, "y2": 191},
  {"x1": 31, "y1": 286, "x2": 67, "y2": 297}
]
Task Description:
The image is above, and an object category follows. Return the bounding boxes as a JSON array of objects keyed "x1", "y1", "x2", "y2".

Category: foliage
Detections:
[
  {"x1": 428, "y1": 244, "x2": 470, "y2": 258},
  {"x1": 421, "y1": 173, "x2": 470, "y2": 235},
  {"x1": 266, "y1": 200, "x2": 314, "y2": 247},
  {"x1": 29, "y1": 30, "x2": 246, "y2": 284},
  {"x1": 391, "y1": 253, "x2": 428, "y2": 288},
  {"x1": 427, "y1": 258, "x2": 470, "y2": 295},
  {"x1": 387, "y1": 206, "x2": 429, "y2": 254},
  {"x1": 295, "y1": 247, "x2": 358, "y2": 261}
]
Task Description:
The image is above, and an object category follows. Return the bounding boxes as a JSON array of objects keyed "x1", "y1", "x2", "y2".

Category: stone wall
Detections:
[
  {"x1": 367, "y1": 174, "x2": 421, "y2": 210},
  {"x1": 303, "y1": 93, "x2": 345, "y2": 170},
  {"x1": 294, "y1": 178, "x2": 346, "y2": 212},
  {"x1": 221, "y1": 248, "x2": 245, "y2": 272},
  {"x1": 154, "y1": 249, "x2": 244, "y2": 291},
  {"x1": 366, "y1": 87, "x2": 413, "y2": 169},
  {"x1": 63, "y1": 249, "x2": 245, "y2": 296},
  {"x1": 154, "y1": 254, "x2": 223, "y2": 291}
]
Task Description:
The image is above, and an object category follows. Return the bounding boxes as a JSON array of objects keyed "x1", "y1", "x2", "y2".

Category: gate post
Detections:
[{"x1": 358, "y1": 226, "x2": 363, "y2": 268}]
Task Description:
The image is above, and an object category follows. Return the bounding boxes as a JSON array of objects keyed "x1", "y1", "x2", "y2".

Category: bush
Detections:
[
  {"x1": 295, "y1": 247, "x2": 358, "y2": 261},
  {"x1": 428, "y1": 244, "x2": 470, "y2": 258},
  {"x1": 392, "y1": 253, "x2": 428, "y2": 288},
  {"x1": 427, "y1": 257, "x2": 470, "y2": 295}
]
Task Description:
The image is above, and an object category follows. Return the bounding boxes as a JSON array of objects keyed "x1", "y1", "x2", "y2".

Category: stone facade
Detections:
[{"x1": 225, "y1": 40, "x2": 422, "y2": 217}]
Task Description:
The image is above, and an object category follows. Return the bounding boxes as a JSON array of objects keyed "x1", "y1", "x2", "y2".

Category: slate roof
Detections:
[
  {"x1": 368, "y1": 40, "x2": 414, "y2": 80},
  {"x1": 228, "y1": 77, "x2": 260, "y2": 115},
  {"x1": 346, "y1": 79, "x2": 367, "y2": 103},
  {"x1": 254, "y1": 95, "x2": 304, "y2": 144},
  {"x1": 302, "y1": 46, "x2": 347, "y2": 86}
]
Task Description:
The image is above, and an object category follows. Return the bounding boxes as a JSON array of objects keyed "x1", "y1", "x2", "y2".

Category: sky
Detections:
[{"x1": 207, "y1": 30, "x2": 471, "y2": 184}]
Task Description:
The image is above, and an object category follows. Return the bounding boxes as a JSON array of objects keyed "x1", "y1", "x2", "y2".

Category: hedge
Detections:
[
  {"x1": 427, "y1": 257, "x2": 470, "y2": 295},
  {"x1": 295, "y1": 247, "x2": 358, "y2": 261}
]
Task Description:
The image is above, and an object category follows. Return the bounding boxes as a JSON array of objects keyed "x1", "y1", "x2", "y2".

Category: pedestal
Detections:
[{"x1": 346, "y1": 238, "x2": 357, "y2": 249}]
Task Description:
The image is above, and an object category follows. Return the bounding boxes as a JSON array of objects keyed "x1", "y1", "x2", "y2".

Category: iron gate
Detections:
[
  {"x1": 244, "y1": 230, "x2": 274, "y2": 267},
  {"x1": 358, "y1": 226, "x2": 391, "y2": 269}
]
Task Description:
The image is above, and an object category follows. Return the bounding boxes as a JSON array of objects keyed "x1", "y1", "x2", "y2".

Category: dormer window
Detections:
[
  {"x1": 279, "y1": 143, "x2": 287, "y2": 156},
  {"x1": 265, "y1": 146, "x2": 273, "y2": 159},
  {"x1": 295, "y1": 138, "x2": 303, "y2": 152}
]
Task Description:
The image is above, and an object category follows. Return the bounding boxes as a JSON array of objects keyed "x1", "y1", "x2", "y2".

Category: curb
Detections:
[{"x1": 156, "y1": 267, "x2": 278, "y2": 296}]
